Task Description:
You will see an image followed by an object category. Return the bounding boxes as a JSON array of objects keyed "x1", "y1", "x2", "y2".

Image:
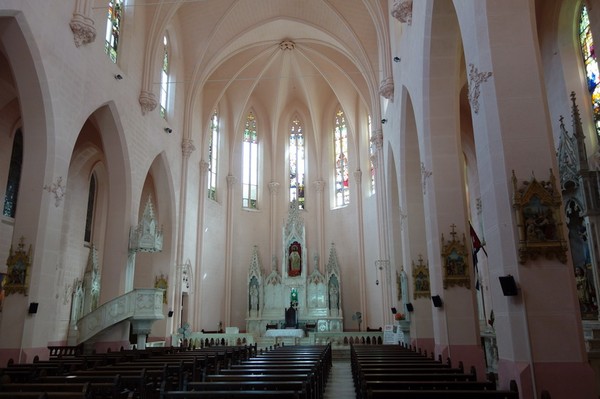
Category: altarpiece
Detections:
[{"x1": 246, "y1": 201, "x2": 343, "y2": 335}]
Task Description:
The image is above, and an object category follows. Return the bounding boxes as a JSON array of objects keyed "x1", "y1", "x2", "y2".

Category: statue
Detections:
[{"x1": 575, "y1": 266, "x2": 594, "y2": 312}]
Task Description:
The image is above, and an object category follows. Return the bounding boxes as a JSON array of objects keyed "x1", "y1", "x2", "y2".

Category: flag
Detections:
[{"x1": 469, "y1": 222, "x2": 486, "y2": 290}]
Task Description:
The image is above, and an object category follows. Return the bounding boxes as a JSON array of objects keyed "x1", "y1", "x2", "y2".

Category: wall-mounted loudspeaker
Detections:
[
  {"x1": 405, "y1": 303, "x2": 414, "y2": 312},
  {"x1": 431, "y1": 295, "x2": 443, "y2": 308},
  {"x1": 391, "y1": 307, "x2": 397, "y2": 314},
  {"x1": 168, "y1": 310, "x2": 174, "y2": 317},
  {"x1": 499, "y1": 275, "x2": 518, "y2": 296},
  {"x1": 28, "y1": 302, "x2": 38, "y2": 314}
]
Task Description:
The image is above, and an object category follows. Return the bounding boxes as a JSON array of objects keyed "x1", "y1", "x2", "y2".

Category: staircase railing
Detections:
[{"x1": 76, "y1": 288, "x2": 164, "y2": 344}]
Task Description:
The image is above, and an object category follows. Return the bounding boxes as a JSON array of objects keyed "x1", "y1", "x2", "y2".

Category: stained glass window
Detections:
[
  {"x1": 160, "y1": 35, "x2": 169, "y2": 119},
  {"x1": 84, "y1": 174, "x2": 97, "y2": 243},
  {"x1": 289, "y1": 117, "x2": 306, "y2": 209},
  {"x1": 243, "y1": 111, "x2": 258, "y2": 209},
  {"x1": 368, "y1": 115, "x2": 375, "y2": 195},
  {"x1": 3, "y1": 129, "x2": 23, "y2": 218},
  {"x1": 208, "y1": 110, "x2": 219, "y2": 201},
  {"x1": 334, "y1": 107, "x2": 350, "y2": 206},
  {"x1": 105, "y1": 0, "x2": 123, "y2": 63},
  {"x1": 580, "y1": 4, "x2": 600, "y2": 139}
]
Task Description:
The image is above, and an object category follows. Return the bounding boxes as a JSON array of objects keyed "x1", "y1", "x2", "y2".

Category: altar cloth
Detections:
[{"x1": 264, "y1": 328, "x2": 304, "y2": 338}]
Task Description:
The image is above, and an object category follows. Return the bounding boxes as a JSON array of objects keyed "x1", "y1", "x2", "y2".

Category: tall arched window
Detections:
[
  {"x1": 579, "y1": 4, "x2": 600, "y2": 139},
  {"x1": 3, "y1": 129, "x2": 23, "y2": 218},
  {"x1": 289, "y1": 117, "x2": 305, "y2": 209},
  {"x1": 243, "y1": 111, "x2": 258, "y2": 209},
  {"x1": 105, "y1": 0, "x2": 123, "y2": 63},
  {"x1": 208, "y1": 110, "x2": 219, "y2": 200},
  {"x1": 84, "y1": 174, "x2": 97, "y2": 243},
  {"x1": 334, "y1": 107, "x2": 350, "y2": 207},
  {"x1": 160, "y1": 35, "x2": 169, "y2": 119},
  {"x1": 368, "y1": 115, "x2": 375, "y2": 195}
]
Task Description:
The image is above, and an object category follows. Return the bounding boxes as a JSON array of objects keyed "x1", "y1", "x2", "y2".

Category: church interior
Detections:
[{"x1": 0, "y1": 0, "x2": 600, "y2": 398}]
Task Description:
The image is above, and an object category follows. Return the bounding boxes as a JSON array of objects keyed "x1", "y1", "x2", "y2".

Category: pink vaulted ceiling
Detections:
[{"x1": 167, "y1": 0, "x2": 385, "y2": 143}]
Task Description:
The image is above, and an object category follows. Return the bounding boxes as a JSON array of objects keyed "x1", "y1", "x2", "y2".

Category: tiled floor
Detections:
[{"x1": 324, "y1": 359, "x2": 356, "y2": 399}]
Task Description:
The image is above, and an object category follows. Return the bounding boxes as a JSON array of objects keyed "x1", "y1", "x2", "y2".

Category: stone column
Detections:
[
  {"x1": 192, "y1": 161, "x2": 209, "y2": 328},
  {"x1": 313, "y1": 180, "x2": 326, "y2": 272},
  {"x1": 268, "y1": 182, "x2": 280, "y2": 266},
  {"x1": 455, "y1": 1, "x2": 597, "y2": 397},
  {"x1": 224, "y1": 175, "x2": 237, "y2": 326},
  {"x1": 172, "y1": 139, "x2": 195, "y2": 331}
]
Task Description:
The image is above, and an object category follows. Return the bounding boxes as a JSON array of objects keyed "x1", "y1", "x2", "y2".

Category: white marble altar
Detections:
[
  {"x1": 265, "y1": 328, "x2": 304, "y2": 338},
  {"x1": 246, "y1": 201, "x2": 343, "y2": 335}
]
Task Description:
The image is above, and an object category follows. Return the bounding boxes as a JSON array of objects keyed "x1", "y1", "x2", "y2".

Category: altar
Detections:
[
  {"x1": 245, "y1": 201, "x2": 343, "y2": 336},
  {"x1": 264, "y1": 329, "x2": 304, "y2": 338}
]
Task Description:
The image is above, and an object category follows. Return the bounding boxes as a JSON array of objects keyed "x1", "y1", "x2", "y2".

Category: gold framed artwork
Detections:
[
  {"x1": 5, "y1": 237, "x2": 32, "y2": 296},
  {"x1": 412, "y1": 255, "x2": 430, "y2": 299},
  {"x1": 441, "y1": 225, "x2": 470, "y2": 289},
  {"x1": 512, "y1": 170, "x2": 567, "y2": 264},
  {"x1": 154, "y1": 274, "x2": 168, "y2": 304}
]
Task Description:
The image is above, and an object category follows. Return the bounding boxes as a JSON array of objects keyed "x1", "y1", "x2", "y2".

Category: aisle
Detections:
[{"x1": 324, "y1": 359, "x2": 355, "y2": 399}]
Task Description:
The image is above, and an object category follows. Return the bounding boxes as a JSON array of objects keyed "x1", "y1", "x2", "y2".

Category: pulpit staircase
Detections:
[{"x1": 70, "y1": 288, "x2": 164, "y2": 352}]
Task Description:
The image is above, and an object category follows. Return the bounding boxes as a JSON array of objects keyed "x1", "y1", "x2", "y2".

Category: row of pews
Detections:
[
  {"x1": 351, "y1": 343, "x2": 520, "y2": 399},
  {"x1": 0, "y1": 344, "x2": 255, "y2": 398},
  {"x1": 0, "y1": 342, "x2": 330, "y2": 399},
  {"x1": 163, "y1": 343, "x2": 332, "y2": 399}
]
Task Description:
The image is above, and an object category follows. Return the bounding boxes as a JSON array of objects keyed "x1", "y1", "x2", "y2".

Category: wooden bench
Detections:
[
  {"x1": 182, "y1": 381, "x2": 309, "y2": 399},
  {"x1": 160, "y1": 391, "x2": 301, "y2": 399}
]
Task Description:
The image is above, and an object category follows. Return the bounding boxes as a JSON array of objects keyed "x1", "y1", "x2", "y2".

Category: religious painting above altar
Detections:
[{"x1": 245, "y1": 200, "x2": 343, "y2": 335}]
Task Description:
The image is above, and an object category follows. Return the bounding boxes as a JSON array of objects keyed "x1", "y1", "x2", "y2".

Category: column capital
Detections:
[
  {"x1": 200, "y1": 160, "x2": 209, "y2": 174},
  {"x1": 182, "y1": 139, "x2": 196, "y2": 158},
  {"x1": 268, "y1": 181, "x2": 280, "y2": 195},
  {"x1": 313, "y1": 180, "x2": 326, "y2": 193},
  {"x1": 226, "y1": 174, "x2": 237, "y2": 187},
  {"x1": 371, "y1": 130, "x2": 384, "y2": 151},
  {"x1": 379, "y1": 77, "x2": 394, "y2": 100},
  {"x1": 139, "y1": 90, "x2": 158, "y2": 115},
  {"x1": 70, "y1": 13, "x2": 96, "y2": 47}
]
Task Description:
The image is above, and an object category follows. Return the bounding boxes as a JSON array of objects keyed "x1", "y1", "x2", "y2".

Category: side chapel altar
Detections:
[{"x1": 246, "y1": 201, "x2": 343, "y2": 336}]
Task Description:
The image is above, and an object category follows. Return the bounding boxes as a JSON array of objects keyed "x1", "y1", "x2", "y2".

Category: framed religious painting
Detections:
[
  {"x1": 512, "y1": 170, "x2": 567, "y2": 264},
  {"x1": 412, "y1": 255, "x2": 430, "y2": 299},
  {"x1": 154, "y1": 274, "x2": 168, "y2": 304},
  {"x1": 5, "y1": 237, "x2": 32, "y2": 296},
  {"x1": 0, "y1": 272, "x2": 6, "y2": 311},
  {"x1": 441, "y1": 225, "x2": 471, "y2": 289}
]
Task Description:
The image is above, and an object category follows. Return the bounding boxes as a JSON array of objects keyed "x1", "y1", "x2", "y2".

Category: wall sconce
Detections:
[
  {"x1": 28, "y1": 302, "x2": 39, "y2": 314},
  {"x1": 405, "y1": 303, "x2": 414, "y2": 312},
  {"x1": 164, "y1": 127, "x2": 173, "y2": 134},
  {"x1": 431, "y1": 295, "x2": 443, "y2": 308},
  {"x1": 391, "y1": 307, "x2": 397, "y2": 314},
  {"x1": 381, "y1": 119, "x2": 387, "y2": 124},
  {"x1": 393, "y1": 57, "x2": 401, "y2": 63},
  {"x1": 114, "y1": 74, "x2": 123, "y2": 80},
  {"x1": 168, "y1": 310, "x2": 174, "y2": 317},
  {"x1": 499, "y1": 275, "x2": 518, "y2": 296}
]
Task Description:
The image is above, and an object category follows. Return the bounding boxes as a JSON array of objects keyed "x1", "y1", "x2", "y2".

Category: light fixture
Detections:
[
  {"x1": 164, "y1": 127, "x2": 173, "y2": 134},
  {"x1": 393, "y1": 56, "x2": 401, "y2": 63},
  {"x1": 114, "y1": 74, "x2": 123, "y2": 80},
  {"x1": 381, "y1": 119, "x2": 387, "y2": 124}
]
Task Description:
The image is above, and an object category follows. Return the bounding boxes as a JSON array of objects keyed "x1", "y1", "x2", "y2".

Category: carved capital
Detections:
[
  {"x1": 200, "y1": 160, "x2": 209, "y2": 174},
  {"x1": 181, "y1": 139, "x2": 195, "y2": 157},
  {"x1": 391, "y1": 0, "x2": 413, "y2": 25},
  {"x1": 371, "y1": 129, "x2": 384, "y2": 151},
  {"x1": 313, "y1": 180, "x2": 326, "y2": 193},
  {"x1": 268, "y1": 181, "x2": 280, "y2": 195},
  {"x1": 379, "y1": 77, "x2": 394, "y2": 100},
  {"x1": 227, "y1": 175, "x2": 238, "y2": 187},
  {"x1": 139, "y1": 90, "x2": 158, "y2": 115},
  {"x1": 354, "y1": 170, "x2": 362, "y2": 184},
  {"x1": 70, "y1": 13, "x2": 96, "y2": 47}
]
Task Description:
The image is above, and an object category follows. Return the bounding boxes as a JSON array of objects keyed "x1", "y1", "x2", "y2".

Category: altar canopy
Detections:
[{"x1": 246, "y1": 201, "x2": 343, "y2": 335}]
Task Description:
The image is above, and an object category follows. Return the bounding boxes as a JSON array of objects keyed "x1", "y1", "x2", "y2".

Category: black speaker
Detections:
[
  {"x1": 28, "y1": 302, "x2": 38, "y2": 314},
  {"x1": 431, "y1": 295, "x2": 443, "y2": 308},
  {"x1": 406, "y1": 303, "x2": 414, "y2": 312},
  {"x1": 391, "y1": 307, "x2": 397, "y2": 314},
  {"x1": 499, "y1": 275, "x2": 518, "y2": 296},
  {"x1": 168, "y1": 310, "x2": 174, "y2": 317}
]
